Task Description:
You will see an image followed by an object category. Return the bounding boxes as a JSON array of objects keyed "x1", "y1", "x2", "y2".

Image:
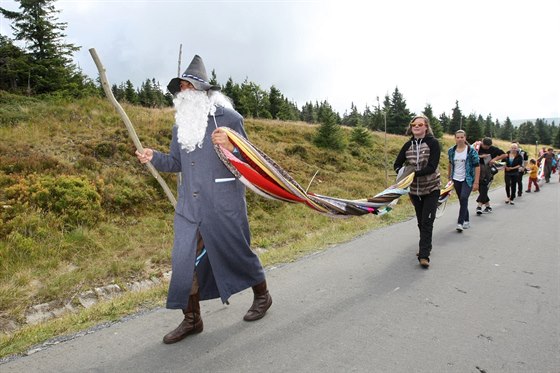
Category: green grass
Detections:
[{"x1": 0, "y1": 92, "x2": 526, "y2": 358}]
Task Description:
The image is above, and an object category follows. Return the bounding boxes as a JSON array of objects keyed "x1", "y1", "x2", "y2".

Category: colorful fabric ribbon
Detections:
[{"x1": 213, "y1": 127, "x2": 415, "y2": 217}]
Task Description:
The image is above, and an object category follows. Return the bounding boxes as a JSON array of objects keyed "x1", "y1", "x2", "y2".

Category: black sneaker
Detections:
[
  {"x1": 476, "y1": 206, "x2": 482, "y2": 215},
  {"x1": 483, "y1": 206, "x2": 492, "y2": 213}
]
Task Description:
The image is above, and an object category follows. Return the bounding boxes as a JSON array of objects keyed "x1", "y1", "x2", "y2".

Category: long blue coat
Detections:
[{"x1": 151, "y1": 106, "x2": 265, "y2": 309}]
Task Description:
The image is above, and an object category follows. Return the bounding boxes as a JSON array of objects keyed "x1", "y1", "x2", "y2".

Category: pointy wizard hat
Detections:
[{"x1": 167, "y1": 54, "x2": 220, "y2": 95}]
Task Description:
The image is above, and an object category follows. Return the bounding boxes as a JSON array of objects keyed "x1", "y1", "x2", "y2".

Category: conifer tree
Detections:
[
  {"x1": 0, "y1": 35, "x2": 30, "y2": 92},
  {"x1": 438, "y1": 112, "x2": 450, "y2": 134},
  {"x1": 124, "y1": 80, "x2": 138, "y2": 104},
  {"x1": 300, "y1": 102, "x2": 316, "y2": 123},
  {"x1": 314, "y1": 104, "x2": 345, "y2": 150},
  {"x1": 535, "y1": 118, "x2": 552, "y2": 145},
  {"x1": 362, "y1": 105, "x2": 375, "y2": 130},
  {"x1": 483, "y1": 114, "x2": 494, "y2": 137},
  {"x1": 465, "y1": 113, "x2": 482, "y2": 143},
  {"x1": 449, "y1": 101, "x2": 462, "y2": 134},
  {"x1": 517, "y1": 121, "x2": 536, "y2": 145},
  {"x1": 269, "y1": 85, "x2": 283, "y2": 119},
  {"x1": 553, "y1": 125, "x2": 560, "y2": 148},
  {"x1": 342, "y1": 102, "x2": 361, "y2": 127},
  {"x1": 500, "y1": 117, "x2": 514, "y2": 141},
  {"x1": 350, "y1": 124, "x2": 373, "y2": 147},
  {"x1": 1, "y1": 0, "x2": 86, "y2": 94},
  {"x1": 422, "y1": 104, "x2": 443, "y2": 138},
  {"x1": 386, "y1": 87, "x2": 411, "y2": 135}
]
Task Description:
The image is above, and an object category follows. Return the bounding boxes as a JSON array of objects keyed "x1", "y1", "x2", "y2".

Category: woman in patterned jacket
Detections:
[{"x1": 394, "y1": 115, "x2": 441, "y2": 268}]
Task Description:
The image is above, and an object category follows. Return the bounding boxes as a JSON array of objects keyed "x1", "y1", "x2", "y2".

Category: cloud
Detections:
[{"x1": 1, "y1": 0, "x2": 559, "y2": 120}]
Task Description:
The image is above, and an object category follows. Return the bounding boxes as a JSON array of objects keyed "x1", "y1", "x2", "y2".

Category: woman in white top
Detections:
[{"x1": 447, "y1": 130, "x2": 480, "y2": 232}]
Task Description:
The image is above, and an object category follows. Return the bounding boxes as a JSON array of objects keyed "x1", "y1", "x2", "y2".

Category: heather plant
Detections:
[{"x1": 5, "y1": 174, "x2": 102, "y2": 229}]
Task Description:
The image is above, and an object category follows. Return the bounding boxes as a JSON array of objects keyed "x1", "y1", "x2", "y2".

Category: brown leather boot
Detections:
[
  {"x1": 163, "y1": 293, "x2": 203, "y2": 344},
  {"x1": 243, "y1": 280, "x2": 272, "y2": 321}
]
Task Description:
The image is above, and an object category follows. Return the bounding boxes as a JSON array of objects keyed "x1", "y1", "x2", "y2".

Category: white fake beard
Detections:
[{"x1": 174, "y1": 90, "x2": 215, "y2": 153}]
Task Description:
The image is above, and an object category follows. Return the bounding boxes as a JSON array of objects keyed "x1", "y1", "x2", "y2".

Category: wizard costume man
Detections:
[{"x1": 136, "y1": 55, "x2": 272, "y2": 344}]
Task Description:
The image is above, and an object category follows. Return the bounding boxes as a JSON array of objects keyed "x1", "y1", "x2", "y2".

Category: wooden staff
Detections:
[{"x1": 89, "y1": 48, "x2": 177, "y2": 207}]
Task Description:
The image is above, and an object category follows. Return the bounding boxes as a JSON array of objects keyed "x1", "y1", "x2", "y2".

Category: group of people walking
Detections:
[
  {"x1": 135, "y1": 53, "x2": 557, "y2": 344},
  {"x1": 394, "y1": 115, "x2": 558, "y2": 269}
]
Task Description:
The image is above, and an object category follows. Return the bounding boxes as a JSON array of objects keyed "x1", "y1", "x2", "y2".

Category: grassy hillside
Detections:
[{"x1": 0, "y1": 92, "x2": 521, "y2": 357}]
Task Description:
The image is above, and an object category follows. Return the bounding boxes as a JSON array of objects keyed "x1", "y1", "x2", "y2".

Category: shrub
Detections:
[
  {"x1": 94, "y1": 142, "x2": 117, "y2": 158},
  {"x1": 5, "y1": 175, "x2": 102, "y2": 228},
  {"x1": 284, "y1": 145, "x2": 308, "y2": 160},
  {"x1": 98, "y1": 171, "x2": 158, "y2": 213}
]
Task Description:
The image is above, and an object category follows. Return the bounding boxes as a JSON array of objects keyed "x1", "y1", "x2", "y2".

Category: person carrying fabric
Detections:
[
  {"x1": 504, "y1": 143, "x2": 524, "y2": 205},
  {"x1": 525, "y1": 158, "x2": 540, "y2": 192},
  {"x1": 136, "y1": 55, "x2": 272, "y2": 344},
  {"x1": 447, "y1": 130, "x2": 480, "y2": 232},
  {"x1": 516, "y1": 144, "x2": 529, "y2": 197},
  {"x1": 475, "y1": 137, "x2": 506, "y2": 214},
  {"x1": 537, "y1": 147, "x2": 555, "y2": 183},
  {"x1": 393, "y1": 114, "x2": 441, "y2": 268}
]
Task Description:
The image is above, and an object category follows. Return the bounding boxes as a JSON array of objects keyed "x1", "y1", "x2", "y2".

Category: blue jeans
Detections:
[{"x1": 453, "y1": 180, "x2": 472, "y2": 225}]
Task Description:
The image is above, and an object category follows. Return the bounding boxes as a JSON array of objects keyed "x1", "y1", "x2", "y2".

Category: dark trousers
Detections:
[
  {"x1": 476, "y1": 179, "x2": 490, "y2": 205},
  {"x1": 544, "y1": 164, "x2": 552, "y2": 182},
  {"x1": 517, "y1": 172, "x2": 524, "y2": 195},
  {"x1": 527, "y1": 177, "x2": 540, "y2": 191},
  {"x1": 453, "y1": 180, "x2": 472, "y2": 224},
  {"x1": 504, "y1": 174, "x2": 518, "y2": 201},
  {"x1": 409, "y1": 190, "x2": 439, "y2": 260}
]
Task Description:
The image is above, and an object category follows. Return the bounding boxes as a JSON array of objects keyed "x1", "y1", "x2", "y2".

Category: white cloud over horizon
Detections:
[{"x1": 1, "y1": 0, "x2": 559, "y2": 122}]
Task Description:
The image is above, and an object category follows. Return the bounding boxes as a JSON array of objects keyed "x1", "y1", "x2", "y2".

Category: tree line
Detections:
[{"x1": 1, "y1": 0, "x2": 559, "y2": 148}]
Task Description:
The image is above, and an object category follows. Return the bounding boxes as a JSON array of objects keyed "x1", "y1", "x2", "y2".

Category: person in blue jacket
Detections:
[
  {"x1": 136, "y1": 55, "x2": 272, "y2": 344},
  {"x1": 447, "y1": 130, "x2": 480, "y2": 232}
]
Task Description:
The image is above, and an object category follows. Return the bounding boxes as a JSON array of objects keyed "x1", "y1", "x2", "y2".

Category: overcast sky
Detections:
[{"x1": 1, "y1": 0, "x2": 559, "y2": 121}]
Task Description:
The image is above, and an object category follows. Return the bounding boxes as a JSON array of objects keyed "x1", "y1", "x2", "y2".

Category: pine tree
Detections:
[
  {"x1": 314, "y1": 102, "x2": 345, "y2": 150},
  {"x1": 517, "y1": 121, "x2": 536, "y2": 145},
  {"x1": 465, "y1": 114, "x2": 482, "y2": 143},
  {"x1": 300, "y1": 102, "x2": 316, "y2": 123},
  {"x1": 0, "y1": 35, "x2": 31, "y2": 92},
  {"x1": 449, "y1": 101, "x2": 462, "y2": 134},
  {"x1": 422, "y1": 104, "x2": 443, "y2": 138},
  {"x1": 350, "y1": 124, "x2": 373, "y2": 147},
  {"x1": 1, "y1": 0, "x2": 85, "y2": 94},
  {"x1": 553, "y1": 125, "x2": 560, "y2": 148},
  {"x1": 362, "y1": 105, "x2": 375, "y2": 130},
  {"x1": 386, "y1": 88, "x2": 411, "y2": 135},
  {"x1": 209, "y1": 69, "x2": 218, "y2": 86},
  {"x1": 124, "y1": 80, "x2": 138, "y2": 104},
  {"x1": 269, "y1": 85, "x2": 282, "y2": 119},
  {"x1": 500, "y1": 117, "x2": 514, "y2": 141},
  {"x1": 484, "y1": 114, "x2": 494, "y2": 137},
  {"x1": 439, "y1": 112, "x2": 450, "y2": 134},
  {"x1": 342, "y1": 102, "x2": 361, "y2": 127},
  {"x1": 535, "y1": 118, "x2": 552, "y2": 145}
]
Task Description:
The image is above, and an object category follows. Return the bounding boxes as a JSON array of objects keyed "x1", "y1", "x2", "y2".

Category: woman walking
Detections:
[
  {"x1": 447, "y1": 130, "x2": 480, "y2": 232},
  {"x1": 394, "y1": 115, "x2": 441, "y2": 268},
  {"x1": 504, "y1": 143, "x2": 523, "y2": 205}
]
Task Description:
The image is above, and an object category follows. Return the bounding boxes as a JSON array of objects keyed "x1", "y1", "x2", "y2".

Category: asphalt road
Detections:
[{"x1": 3, "y1": 177, "x2": 559, "y2": 372}]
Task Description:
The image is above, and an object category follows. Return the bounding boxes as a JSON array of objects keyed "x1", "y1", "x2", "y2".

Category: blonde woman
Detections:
[{"x1": 393, "y1": 115, "x2": 441, "y2": 268}]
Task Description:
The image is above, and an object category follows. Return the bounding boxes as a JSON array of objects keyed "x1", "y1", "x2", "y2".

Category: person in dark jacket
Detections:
[
  {"x1": 503, "y1": 143, "x2": 524, "y2": 205},
  {"x1": 475, "y1": 138, "x2": 506, "y2": 214},
  {"x1": 516, "y1": 145, "x2": 528, "y2": 197},
  {"x1": 394, "y1": 115, "x2": 441, "y2": 268},
  {"x1": 136, "y1": 55, "x2": 272, "y2": 344}
]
